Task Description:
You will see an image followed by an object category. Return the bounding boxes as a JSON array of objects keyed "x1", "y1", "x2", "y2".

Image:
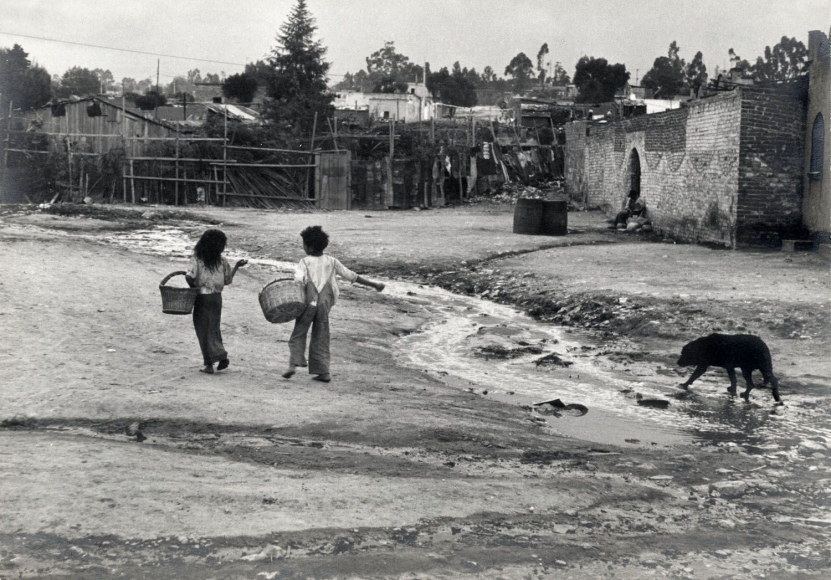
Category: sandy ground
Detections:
[{"x1": 1, "y1": 202, "x2": 830, "y2": 579}]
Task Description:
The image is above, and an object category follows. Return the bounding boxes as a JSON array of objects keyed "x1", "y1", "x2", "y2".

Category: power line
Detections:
[
  {"x1": 0, "y1": 29, "x2": 349, "y2": 77},
  {"x1": 0, "y1": 30, "x2": 246, "y2": 66}
]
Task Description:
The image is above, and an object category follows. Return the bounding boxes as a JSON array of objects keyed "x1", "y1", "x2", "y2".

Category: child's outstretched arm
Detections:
[
  {"x1": 225, "y1": 259, "x2": 248, "y2": 284},
  {"x1": 355, "y1": 275, "x2": 385, "y2": 292}
]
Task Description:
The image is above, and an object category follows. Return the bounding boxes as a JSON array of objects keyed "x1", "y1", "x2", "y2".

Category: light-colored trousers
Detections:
[{"x1": 288, "y1": 281, "x2": 334, "y2": 375}]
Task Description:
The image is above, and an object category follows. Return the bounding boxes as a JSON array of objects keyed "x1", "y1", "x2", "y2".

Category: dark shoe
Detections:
[
  {"x1": 312, "y1": 374, "x2": 331, "y2": 383},
  {"x1": 217, "y1": 359, "x2": 230, "y2": 371},
  {"x1": 282, "y1": 366, "x2": 296, "y2": 379},
  {"x1": 200, "y1": 365, "x2": 215, "y2": 374}
]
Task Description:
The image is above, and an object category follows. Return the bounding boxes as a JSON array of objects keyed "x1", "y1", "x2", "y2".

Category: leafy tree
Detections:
[
  {"x1": 684, "y1": 51, "x2": 708, "y2": 93},
  {"x1": 135, "y1": 91, "x2": 167, "y2": 110},
  {"x1": 426, "y1": 66, "x2": 477, "y2": 111},
  {"x1": 481, "y1": 66, "x2": 497, "y2": 83},
  {"x1": 92, "y1": 68, "x2": 116, "y2": 93},
  {"x1": 536, "y1": 43, "x2": 550, "y2": 85},
  {"x1": 373, "y1": 76, "x2": 408, "y2": 93},
  {"x1": 0, "y1": 44, "x2": 52, "y2": 110},
  {"x1": 752, "y1": 36, "x2": 807, "y2": 82},
  {"x1": 352, "y1": 70, "x2": 369, "y2": 91},
  {"x1": 222, "y1": 72, "x2": 258, "y2": 103},
  {"x1": 261, "y1": 0, "x2": 332, "y2": 134},
  {"x1": 641, "y1": 41, "x2": 687, "y2": 98},
  {"x1": 573, "y1": 56, "x2": 629, "y2": 103},
  {"x1": 728, "y1": 48, "x2": 752, "y2": 71},
  {"x1": 504, "y1": 52, "x2": 534, "y2": 92},
  {"x1": 58, "y1": 66, "x2": 101, "y2": 98},
  {"x1": 551, "y1": 62, "x2": 571, "y2": 86},
  {"x1": 365, "y1": 41, "x2": 423, "y2": 87}
]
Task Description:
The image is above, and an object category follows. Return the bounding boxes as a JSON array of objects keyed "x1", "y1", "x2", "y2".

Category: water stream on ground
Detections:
[{"x1": 5, "y1": 220, "x2": 830, "y2": 453}]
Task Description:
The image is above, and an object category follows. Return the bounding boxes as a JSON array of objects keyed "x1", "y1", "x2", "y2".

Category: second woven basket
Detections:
[{"x1": 258, "y1": 278, "x2": 306, "y2": 323}]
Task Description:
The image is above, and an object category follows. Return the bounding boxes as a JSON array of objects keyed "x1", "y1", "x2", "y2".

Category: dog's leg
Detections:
[
  {"x1": 765, "y1": 371, "x2": 782, "y2": 403},
  {"x1": 740, "y1": 367, "x2": 755, "y2": 400},
  {"x1": 726, "y1": 367, "x2": 738, "y2": 396},
  {"x1": 682, "y1": 364, "x2": 708, "y2": 388}
]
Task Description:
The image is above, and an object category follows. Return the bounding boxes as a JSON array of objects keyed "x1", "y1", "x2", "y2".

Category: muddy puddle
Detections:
[{"x1": 4, "y1": 220, "x2": 830, "y2": 453}]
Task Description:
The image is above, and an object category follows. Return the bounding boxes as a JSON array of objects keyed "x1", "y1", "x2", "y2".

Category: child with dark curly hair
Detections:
[
  {"x1": 283, "y1": 225, "x2": 384, "y2": 382},
  {"x1": 186, "y1": 229, "x2": 247, "y2": 374}
]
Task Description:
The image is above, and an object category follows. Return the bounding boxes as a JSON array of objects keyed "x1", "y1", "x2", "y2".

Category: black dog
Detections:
[{"x1": 677, "y1": 333, "x2": 781, "y2": 402}]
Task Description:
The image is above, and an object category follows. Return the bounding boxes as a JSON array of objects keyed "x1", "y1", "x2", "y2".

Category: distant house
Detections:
[{"x1": 332, "y1": 83, "x2": 434, "y2": 123}]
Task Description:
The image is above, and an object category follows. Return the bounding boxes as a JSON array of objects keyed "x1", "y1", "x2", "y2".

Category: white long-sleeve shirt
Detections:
[{"x1": 294, "y1": 255, "x2": 358, "y2": 306}]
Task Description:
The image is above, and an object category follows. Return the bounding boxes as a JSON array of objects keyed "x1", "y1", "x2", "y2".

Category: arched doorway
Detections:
[{"x1": 629, "y1": 149, "x2": 641, "y2": 194}]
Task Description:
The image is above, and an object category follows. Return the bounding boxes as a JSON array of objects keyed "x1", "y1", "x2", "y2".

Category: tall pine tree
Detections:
[{"x1": 261, "y1": 0, "x2": 332, "y2": 136}]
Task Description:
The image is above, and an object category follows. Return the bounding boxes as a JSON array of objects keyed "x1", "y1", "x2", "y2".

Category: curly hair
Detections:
[
  {"x1": 193, "y1": 228, "x2": 227, "y2": 271},
  {"x1": 300, "y1": 225, "x2": 329, "y2": 255}
]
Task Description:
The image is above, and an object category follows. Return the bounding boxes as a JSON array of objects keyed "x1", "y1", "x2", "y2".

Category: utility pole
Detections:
[{"x1": 155, "y1": 59, "x2": 160, "y2": 119}]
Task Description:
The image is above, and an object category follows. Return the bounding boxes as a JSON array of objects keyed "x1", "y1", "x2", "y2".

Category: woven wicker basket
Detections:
[
  {"x1": 259, "y1": 278, "x2": 306, "y2": 323},
  {"x1": 159, "y1": 271, "x2": 200, "y2": 315}
]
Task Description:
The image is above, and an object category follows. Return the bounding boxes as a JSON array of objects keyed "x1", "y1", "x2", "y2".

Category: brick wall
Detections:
[
  {"x1": 565, "y1": 91, "x2": 742, "y2": 246},
  {"x1": 737, "y1": 82, "x2": 808, "y2": 246},
  {"x1": 803, "y1": 30, "x2": 831, "y2": 239}
]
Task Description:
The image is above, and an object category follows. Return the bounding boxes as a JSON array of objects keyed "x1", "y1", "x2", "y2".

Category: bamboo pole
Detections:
[
  {"x1": 305, "y1": 111, "x2": 318, "y2": 199},
  {"x1": 174, "y1": 131, "x2": 179, "y2": 206},
  {"x1": 129, "y1": 159, "x2": 136, "y2": 204},
  {"x1": 129, "y1": 175, "x2": 226, "y2": 185},
  {"x1": 224, "y1": 145, "x2": 315, "y2": 154},
  {"x1": 327, "y1": 117, "x2": 339, "y2": 152},
  {"x1": 213, "y1": 166, "x2": 220, "y2": 205},
  {"x1": 66, "y1": 138, "x2": 73, "y2": 202},
  {"x1": 122, "y1": 161, "x2": 127, "y2": 203},
  {"x1": 207, "y1": 162, "x2": 315, "y2": 168},
  {"x1": 6, "y1": 131, "x2": 223, "y2": 141},
  {"x1": 222, "y1": 105, "x2": 228, "y2": 207},
  {"x1": 0, "y1": 99, "x2": 10, "y2": 203}
]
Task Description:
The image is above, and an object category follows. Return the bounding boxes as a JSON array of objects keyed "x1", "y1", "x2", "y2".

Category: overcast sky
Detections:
[{"x1": 1, "y1": 0, "x2": 828, "y2": 86}]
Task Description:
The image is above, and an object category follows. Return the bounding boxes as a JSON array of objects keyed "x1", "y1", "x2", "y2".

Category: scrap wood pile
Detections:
[
  {"x1": 224, "y1": 167, "x2": 314, "y2": 210},
  {"x1": 468, "y1": 180, "x2": 568, "y2": 205}
]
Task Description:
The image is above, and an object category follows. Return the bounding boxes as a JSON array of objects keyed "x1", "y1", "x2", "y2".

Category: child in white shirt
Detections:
[{"x1": 283, "y1": 226, "x2": 384, "y2": 382}]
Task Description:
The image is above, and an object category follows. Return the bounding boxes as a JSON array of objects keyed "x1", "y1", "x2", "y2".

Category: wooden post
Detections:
[
  {"x1": 122, "y1": 161, "x2": 127, "y2": 203},
  {"x1": 0, "y1": 99, "x2": 10, "y2": 203},
  {"x1": 174, "y1": 130, "x2": 180, "y2": 206},
  {"x1": 305, "y1": 111, "x2": 318, "y2": 199},
  {"x1": 129, "y1": 159, "x2": 136, "y2": 204},
  {"x1": 327, "y1": 117, "x2": 339, "y2": 152},
  {"x1": 66, "y1": 138, "x2": 73, "y2": 202},
  {"x1": 430, "y1": 116, "x2": 435, "y2": 144},
  {"x1": 213, "y1": 166, "x2": 220, "y2": 206},
  {"x1": 386, "y1": 118, "x2": 394, "y2": 207},
  {"x1": 458, "y1": 151, "x2": 464, "y2": 201},
  {"x1": 183, "y1": 165, "x2": 188, "y2": 205},
  {"x1": 222, "y1": 105, "x2": 228, "y2": 207}
]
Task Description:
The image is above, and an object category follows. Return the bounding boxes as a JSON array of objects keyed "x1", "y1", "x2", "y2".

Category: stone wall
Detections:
[{"x1": 566, "y1": 84, "x2": 808, "y2": 247}]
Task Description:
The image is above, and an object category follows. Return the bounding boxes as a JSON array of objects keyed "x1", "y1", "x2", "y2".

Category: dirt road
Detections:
[{"x1": 1, "y1": 203, "x2": 830, "y2": 579}]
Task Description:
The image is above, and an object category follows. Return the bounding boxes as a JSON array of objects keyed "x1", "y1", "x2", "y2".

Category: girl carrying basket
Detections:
[
  {"x1": 283, "y1": 226, "x2": 384, "y2": 382},
  {"x1": 186, "y1": 229, "x2": 247, "y2": 374}
]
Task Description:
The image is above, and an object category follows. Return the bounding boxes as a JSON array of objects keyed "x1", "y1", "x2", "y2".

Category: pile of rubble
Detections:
[{"x1": 468, "y1": 180, "x2": 567, "y2": 205}]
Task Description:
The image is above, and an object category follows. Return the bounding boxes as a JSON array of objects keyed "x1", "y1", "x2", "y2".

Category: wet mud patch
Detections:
[
  {"x1": 472, "y1": 344, "x2": 544, "y2": 360},
  {"x1": 534, "y1": 352, "x2": 573, "y2": 368}
]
